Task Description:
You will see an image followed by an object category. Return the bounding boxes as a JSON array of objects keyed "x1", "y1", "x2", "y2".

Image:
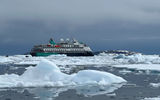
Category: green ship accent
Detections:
[
  {"x1": 49, "y1": 38, "x2": 56, "y2": 45},
  {"x1": 36, "y1": 52, "x2": 58, "y2": 56}
]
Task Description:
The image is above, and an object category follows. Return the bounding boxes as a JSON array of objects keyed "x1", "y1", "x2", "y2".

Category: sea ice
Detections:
[
  {"x1": 142, "y1": 97, "x2": 160, "y2": 100},
  {"x1": 113, "y1": 64, "x2": 160, "y2": 71},
  {"x1": 114, "y1": 53, "x2": 160, "y2": 64},
  {"x1": 1, "y1": 52, "x2": 160, "y2": 66}
]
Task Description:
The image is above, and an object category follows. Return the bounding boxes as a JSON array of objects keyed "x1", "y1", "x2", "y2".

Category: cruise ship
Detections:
[{"x1": 30, "y1": 38, "x2": 94, "y2": 56}]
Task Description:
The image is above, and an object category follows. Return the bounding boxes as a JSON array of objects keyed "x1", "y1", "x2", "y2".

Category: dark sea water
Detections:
[{"x1": 0, "y1": 64, "x2": 160, "y2": 100}]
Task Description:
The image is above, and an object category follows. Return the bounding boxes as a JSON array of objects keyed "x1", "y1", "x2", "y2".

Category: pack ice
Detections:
[{"x1": 0, "y1": 59, "x2": 126, "y2": 88}]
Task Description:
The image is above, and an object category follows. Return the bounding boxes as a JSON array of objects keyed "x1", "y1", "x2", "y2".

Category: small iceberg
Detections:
[
  {"x1": 142, "y1": 96, "x2": 160, "y2": 100},
  {"x1": 0, "y1": 59, "x2": 126, "y2": 88}
]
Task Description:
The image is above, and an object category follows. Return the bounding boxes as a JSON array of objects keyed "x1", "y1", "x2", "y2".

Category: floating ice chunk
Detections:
[
  {"x1": 114, "y1": 64, "x2": 160, "y2": 71},
  {"x1": 114, "y1": 53, "x2": 160, "y2": 64},
  {"x1": 119, "y1": 69, "x2": 132, "y2": 75},
  {"x1": 0, "y1": 59, "x2": 126, "y2": 88},
  {"x1": 21, "y1": 59, "x2": 69, "y2": 82},
  {"x1": 0, "y1": 56, "x2": 13, "y2": 63},
  {"x1": 142, "y1": 96, "x2": 160, "y2": 100},
  {"x1": 73, "y1": 70, "x2": 126, "y2": 85},
  {"x1": 150, "y1": 83, "x2": 160, "y2": 88}
]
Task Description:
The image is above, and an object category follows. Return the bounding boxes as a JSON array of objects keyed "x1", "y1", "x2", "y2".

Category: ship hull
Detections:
[{"x1": 30, "y1": 52, "x2": 94, "y2": 56}]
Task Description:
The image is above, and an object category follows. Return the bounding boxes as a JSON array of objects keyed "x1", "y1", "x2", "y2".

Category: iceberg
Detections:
[{"x1": 0, "y1": 59, "x2": 126, "y2": 88}]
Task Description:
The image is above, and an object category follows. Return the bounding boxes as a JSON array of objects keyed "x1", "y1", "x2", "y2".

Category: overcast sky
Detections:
[{"x1": 0, "y1": 0, "x2": 160, "y2": 55}]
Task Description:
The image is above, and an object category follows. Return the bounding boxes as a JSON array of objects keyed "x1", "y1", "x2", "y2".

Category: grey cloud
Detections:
[
  {"x1": 0, "y1": 0, "x2": 160, "y2": 55},
  {"x1": 0, "y1": 0, "x2": 160, "y2": 24}
]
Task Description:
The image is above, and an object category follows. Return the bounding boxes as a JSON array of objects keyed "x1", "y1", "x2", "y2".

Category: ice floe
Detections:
[
  {"x1": 1, "y1": 53, "x2": 160, "y2": 73},
  {"x1": 150, "y1": 83, "x2": 160, "y2": 88},
  {"x1": 0, "y1": 59, "x2": 126, "y2": 88},
  {"x1": 142, "y1": 97, "x2": 160, "y2": 100},
  {"x1": 113, "y1": 64, "x2": 160, "y2": 71},
  {"x1": 0, "y1": 54, "x2": 116, "y2": 65},
  {"x1": 114, "y1": 54, "x2": 160, "y2": 64},
  {"x1": 1, "y1": 53, "x2": 160, "y2": 65}
]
